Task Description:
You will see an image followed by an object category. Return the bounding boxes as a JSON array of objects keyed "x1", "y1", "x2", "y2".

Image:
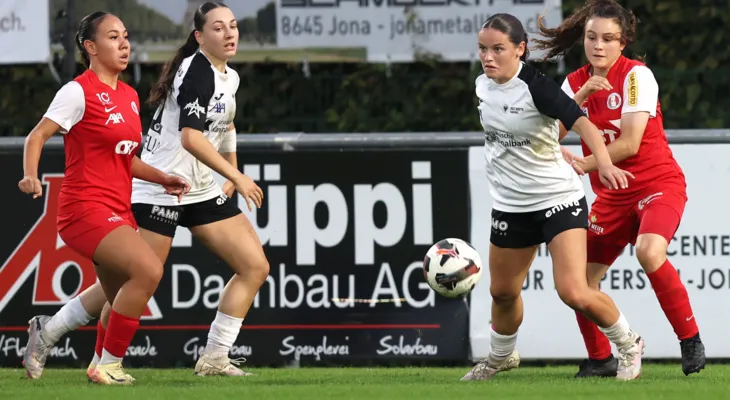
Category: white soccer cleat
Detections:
[
  {"x1": 616, "y1": 331, "x2": 644, "y2": 381},
  {"x1": 23, "y1": 316, "x2": 52, "y2": 379},
  {"x1": 87, "y1": 361, "x2": 135, "y2": 385},
  {"x1": 194, "y1": 353, "x2": 253, "y2": 376},
  {"x1": 460, "y1": 350, "x2": 520, "y2": 381}
]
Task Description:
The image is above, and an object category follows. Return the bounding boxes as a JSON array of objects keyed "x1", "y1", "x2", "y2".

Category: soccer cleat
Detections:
[
  {"x1": 574, "y1": 355, "x2": 618, "y2": 378},
  {"x1": 615, "y1": 331, "x2": 644, "y2": 381},
  {"x1": 194, "y1": 353, "x2": 253, "y2": 376},
  {"x1": 460, "y1": 350, "x2": 520, "y2": 381},
  {"x1": 87, "y1": 361, "x2": 135, "y2": 385},
  {"x1": 23, "y1": 316, "x2": 52, "y2": 379},
  {"x1": 680, "y1": 334, "x2": 706, "y2": 376},
  {"x1": 87, "y1": 359, "x2": 136, "y2": 383}
]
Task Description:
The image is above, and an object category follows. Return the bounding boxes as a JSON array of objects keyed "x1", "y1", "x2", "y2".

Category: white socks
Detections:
[
  {"x1": 204, "y1": 312, "x2": 243, "y2": 357},
  {"x1": 99, "y1": 349, "x2": 123, "y2": 366},
  {"x1": 599, "y1": 312, "x2": 634, "y2": 345},
  {"x1": 40, "y1": 297, "x2": 93, "y2": 345},
  {"x1": 490, "y1": 326, "x2": 517, "y2": 358}
]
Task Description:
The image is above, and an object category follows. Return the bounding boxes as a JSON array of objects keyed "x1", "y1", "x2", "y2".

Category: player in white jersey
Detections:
[
  {"x1": 460, "y1": 13, "x2": 644, "y2": 382},
  {"x1": 22, "y1": 2, "x2": 269, "y2": 379}
]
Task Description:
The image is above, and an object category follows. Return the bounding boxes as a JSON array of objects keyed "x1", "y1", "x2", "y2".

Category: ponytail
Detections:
[
  {"x1": 148, "y1": 30, "x2": 198, "y2": 107},
  {"x1": 75, "y1": 32, "x2": 90, "y2": 68}
]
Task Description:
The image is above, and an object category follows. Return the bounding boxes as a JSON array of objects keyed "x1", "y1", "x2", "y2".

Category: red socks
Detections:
[
  {"x1": 646, "y1": 260, "x2": 698, "y2": 340},
  {"x1": 102, "y1": 309, "x2": 140, "y2": 358},
  {"x1": 94, "y1": 320, "x2": 106, "y2": 358},
  {"x1": 575, "y1": 311, "x2": 612, "y2": 360},
  {"x1": 576, "y1": 259, "x2": 699, "y2": 360}
]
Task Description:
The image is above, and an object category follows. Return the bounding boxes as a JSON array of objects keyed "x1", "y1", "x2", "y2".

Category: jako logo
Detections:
[{"x1": 0, "y1": 174, "x2": 162, "y2": 319}]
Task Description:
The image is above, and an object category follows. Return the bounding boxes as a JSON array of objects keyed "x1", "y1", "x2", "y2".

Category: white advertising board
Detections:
[
  {"x1": 0, "y1": 0, "x2": 50, "y2": 64},
  {"x1": 276, "y1": 0, "x2": 562, "y2": 62},
  {"x1": 469, "y1": 144, "x2": 730, "y2": 359}
]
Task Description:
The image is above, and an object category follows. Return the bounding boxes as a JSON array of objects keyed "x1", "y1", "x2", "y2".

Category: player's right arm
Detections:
[
  {"x1": 20, "y1": 82, "x2": 84, "y2": 198},
  {"x1": 176, "y1": 63, "x2": 262, "y2": 210}
]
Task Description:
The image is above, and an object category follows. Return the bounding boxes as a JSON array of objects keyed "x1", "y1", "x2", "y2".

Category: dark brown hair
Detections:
[
  {"x1": 148, "y1": 2, "x2": 228, "y2": 107},
  {"x1": 533, "y1": 0, "x2": 639, "y2": 60},
  {"x1": 482, "y1": 13, "x2": 530, "y2": 62},
  {"x1": 75, "y1": 11, "x2": 109, "y2": 69}
]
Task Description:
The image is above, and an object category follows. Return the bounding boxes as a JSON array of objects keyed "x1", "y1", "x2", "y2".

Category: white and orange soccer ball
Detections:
[{"x1": 423, "y1": 238, "x2": 483, "y2": 298}]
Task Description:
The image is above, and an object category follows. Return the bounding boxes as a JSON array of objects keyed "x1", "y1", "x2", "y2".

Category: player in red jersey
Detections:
[
  {"x1": 534, "y1": 0, "x2": 705, "y2": 377},
  {"x1": 19, "y1": 11, "x2": 189, "y2": 385}
]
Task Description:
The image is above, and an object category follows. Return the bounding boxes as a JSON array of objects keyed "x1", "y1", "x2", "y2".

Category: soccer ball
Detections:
[{"x1": 423, "y1": 238, "x2": 483, "y2": 298}]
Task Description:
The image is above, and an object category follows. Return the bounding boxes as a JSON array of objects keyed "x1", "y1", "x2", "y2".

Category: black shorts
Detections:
[
  {"x1": 490, "y1": 197, "x2": 589, "y2": 248},
  {"x1": 131, "y1": 193, "x2": 242, "y2": 238}
]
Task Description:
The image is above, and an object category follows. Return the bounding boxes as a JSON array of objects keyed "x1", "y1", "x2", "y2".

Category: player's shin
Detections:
[{"x1": 204, "y1": 275, "x2": 252, "y2": 356}]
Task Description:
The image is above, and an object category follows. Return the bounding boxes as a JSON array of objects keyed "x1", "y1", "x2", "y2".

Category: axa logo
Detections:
[
  {"x1": 0, "y1": 174, "x2": 162, "y2": 319},
  {"x1": 105, "y1": 112, "x2": 125, "y2": 125}
]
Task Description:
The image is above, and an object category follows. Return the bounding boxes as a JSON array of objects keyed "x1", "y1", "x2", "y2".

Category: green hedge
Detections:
[{"x1": 1, "y1": 0, "x2": 726, "y2": 136}]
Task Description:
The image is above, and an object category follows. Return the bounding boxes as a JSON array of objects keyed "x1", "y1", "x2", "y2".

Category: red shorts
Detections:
[
  {"x1": 587, "y1": 185, "x2": 687, "y2": 266},
  {"x1": 58, "y1": 205, "x2": 138, "y2": 261}
]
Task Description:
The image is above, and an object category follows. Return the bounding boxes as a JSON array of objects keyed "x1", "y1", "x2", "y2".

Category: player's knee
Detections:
[
  {"x1": 490, "y1": 284, "x2": 520, "y2": 305},
  {"x1": 557, "y1": 286, "x2": 591, "y2": 312},
  {"x1": 131, "y1": 258, "x2": 164, "y2": 295},
  {"x1": 249, "y1": 256, "x2": 270, "y2": 285},
  {"x1": 635, "y1": 239, "x2": 667, "y2": 272}
]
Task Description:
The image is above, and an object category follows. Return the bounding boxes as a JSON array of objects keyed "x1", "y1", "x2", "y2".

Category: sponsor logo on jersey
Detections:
[
  {"x1": 627, "y1": 71, "x2": 638, "y2": 107},
  {"x1": 184, "y1": 98, "x2": 205, "y2": 118},
  {"x1": 607, "y1": 93, "x2": 622, "y2": 110},
  {"x1": 588, "y1": 214, "x2": 604, "y2": 234},
  {"x1": 0, "y1": 175, "x2": 163, "y2": 319},
  {"x1": 106, "y1": 112, "x2": 125, "y2": 125}
]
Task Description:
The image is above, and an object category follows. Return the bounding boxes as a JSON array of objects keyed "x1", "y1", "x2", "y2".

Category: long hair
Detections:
[
  {"x1": 533, "y1": 0, "x2": 639, "y2": 61},
  {"x1": 147, "y1": 2, "x2": 229, "y2": 107}
]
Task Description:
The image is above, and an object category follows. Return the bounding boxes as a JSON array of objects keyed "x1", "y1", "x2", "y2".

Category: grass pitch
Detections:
[{"x1": 1, "y1": 364, "x2": 725, "y2": 400}]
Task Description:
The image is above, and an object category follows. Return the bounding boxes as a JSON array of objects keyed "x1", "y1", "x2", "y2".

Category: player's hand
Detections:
[
  {"x1": 162, "y1": 174, "x2": 191, "y2": 203},
  {"x1": 578, "y1": 76, "x2": 613, "y2": 98},
  {"x1": 18, "y1": 176, "x2": 43, "y2": 199},
  {"x1": 560, "y1": 146, "x2": 586, "y2": 176},
  {"x1": 234, "y1": 174, "x2": 263, "y2": 212},
  {"x1": 222, "y1": 180, "x2": 235, "y2": 198},
  {"x1": 597, "y1": 164, "x2": 634, "y2": 190}
]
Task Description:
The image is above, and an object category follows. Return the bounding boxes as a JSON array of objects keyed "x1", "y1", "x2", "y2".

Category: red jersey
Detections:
[
  {"x1": 43, "y1": 70, "x2": 142, "y2": 229},
  {"x1": 561, "y1": 56, "x2": 685, "y2": 203}
]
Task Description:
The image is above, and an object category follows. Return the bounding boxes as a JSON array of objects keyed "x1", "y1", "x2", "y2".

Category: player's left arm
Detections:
[
  {"x1": 577, "y1": 66, "x2": 657, "y2": 173},
  {"x1": 220, "y1": 123, "x2": 238, "y2": 197}
]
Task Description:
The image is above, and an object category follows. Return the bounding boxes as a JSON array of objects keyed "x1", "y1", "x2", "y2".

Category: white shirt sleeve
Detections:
[
  {"x1": 621, "y1": 65, "x2": 658, "y2": 117},
  {"x1": 43, "y1": 81, "x2": 85, "y2": 133},
  {"x1": 560, "y1": 78, "x2": 575, "y2": 99}
]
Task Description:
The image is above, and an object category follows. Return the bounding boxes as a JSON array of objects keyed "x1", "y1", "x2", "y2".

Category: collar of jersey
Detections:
[{"x1": 196, "y1": 50, "x2": 229, "y2": 80}]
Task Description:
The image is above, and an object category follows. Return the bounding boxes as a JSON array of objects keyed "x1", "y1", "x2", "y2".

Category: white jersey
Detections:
[
  {"x1": 132, "y1": 51, "x2": 239, "y2": 206},
  {"x1": 476, "y1": 62, "x2": 586, "y2": 213}
]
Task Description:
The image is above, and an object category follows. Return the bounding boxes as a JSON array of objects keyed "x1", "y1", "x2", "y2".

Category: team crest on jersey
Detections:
[
  {"x1": 184, "y1": 98, "x2": 205, "y2": 118},
  {"x1": 131, "y1": 101, "x2": 139, "y2": 115},
  {"x1": 607, "y1": 93, "x2": 622, "y2": 110}
]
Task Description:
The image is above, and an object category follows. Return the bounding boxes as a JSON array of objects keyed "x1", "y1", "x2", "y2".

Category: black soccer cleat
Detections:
[
  {"x1": 574, "y1": 355, "x2": 618, "y2": 378},
  {"x1": 680, "y1": 334, "x2": 706, "y2": 376}
]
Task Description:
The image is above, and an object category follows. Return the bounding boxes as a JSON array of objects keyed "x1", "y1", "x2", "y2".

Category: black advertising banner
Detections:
[{"x1": 0, "y1": 148, "x2": 471, "y2": 368}]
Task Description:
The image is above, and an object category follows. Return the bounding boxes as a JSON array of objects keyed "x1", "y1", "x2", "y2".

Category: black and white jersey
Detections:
[
  {"x1": 132, "y1": 51, "x2": 239, "y2": 206},
  {"x1": 476, "y1": 62, "x2": 586, "y2": 213}
]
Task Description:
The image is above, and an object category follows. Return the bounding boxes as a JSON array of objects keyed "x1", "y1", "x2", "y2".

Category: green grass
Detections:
[{"x1": 0, "y1": 365, "x2": 725, "y2": 400}]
